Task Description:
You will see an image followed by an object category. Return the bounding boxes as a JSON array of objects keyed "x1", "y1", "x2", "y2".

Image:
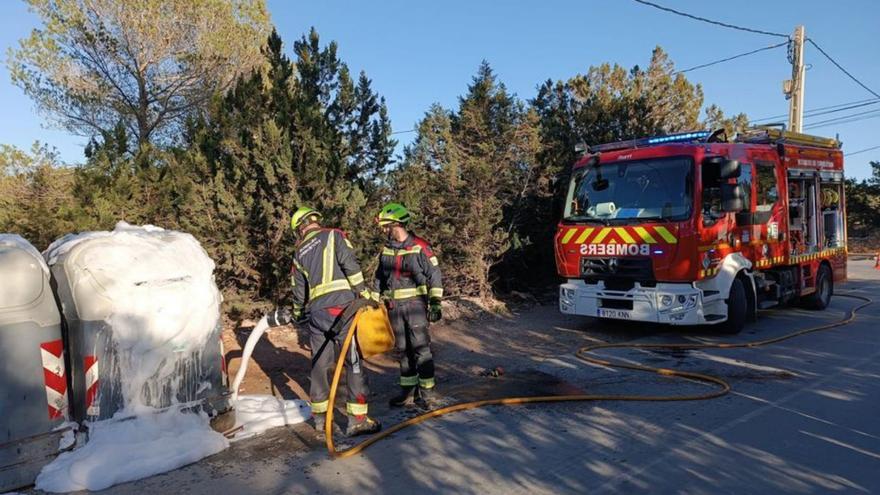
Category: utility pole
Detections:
[{"x1": 784, "y1": 25, "x2": 806, "y2": 133}]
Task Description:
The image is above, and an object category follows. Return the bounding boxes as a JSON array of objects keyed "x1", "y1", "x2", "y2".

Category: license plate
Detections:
[{"x1": 598, "y1": 308, "x2": 632, "y2": 319}]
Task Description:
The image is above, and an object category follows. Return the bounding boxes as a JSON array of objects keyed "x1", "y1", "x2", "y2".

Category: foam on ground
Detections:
[
  {"x1": 229, "y1": 317, "x2": 311, "y2": 439},
  {"x1": 231, "y1": 395, "x2": 311, "y2": 441},
  {"x1": 36, "y1": 409, "x2": 227, "y2": 492}
]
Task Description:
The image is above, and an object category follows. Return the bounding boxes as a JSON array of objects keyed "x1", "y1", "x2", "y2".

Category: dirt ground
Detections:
[
  {"x1": 848, "y1": 231, "x2": 880, "y2": 254},
  {"x1": 221, "y1": 294, "x2": 605, "y2": 419}
]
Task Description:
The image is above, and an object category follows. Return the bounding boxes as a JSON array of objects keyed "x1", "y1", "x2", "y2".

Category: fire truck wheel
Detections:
[
  {"x1": 803, "y1": 264, "x2": 833, "y2": 310},
  {"x1": 719, "y1": 277, "x2": 747, "y2": 335}
]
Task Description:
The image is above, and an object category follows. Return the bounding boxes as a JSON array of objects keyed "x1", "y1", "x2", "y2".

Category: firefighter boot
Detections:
[
  {"x1": 417, "y1": 386, "x2": 441, "y2": 410},
  {"x1": 312, "y1": 414, "x2": 341, "y2": 439},
  {"x1": 345, "y1": 416, "x2": 382, "y2": 437},
  {"x1": 388, "y1": 386, "x2": 418, "y2": 408},
  {"x1": 313, "y1": 413, "x2": 326, "y2": 439}
]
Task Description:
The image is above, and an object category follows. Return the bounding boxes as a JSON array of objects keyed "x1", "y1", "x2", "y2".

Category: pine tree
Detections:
[
  {"x1": 395, "y1": 62, "x2": 541, "y2": 299},
  {"x1": 171, "y1": 28, "x2": 395, "y2": 314}
]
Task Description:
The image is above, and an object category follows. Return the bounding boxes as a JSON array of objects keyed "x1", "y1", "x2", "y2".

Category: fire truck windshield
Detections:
[{"x1": 564, "y1": 156, "x2": 693, "y2": 224}]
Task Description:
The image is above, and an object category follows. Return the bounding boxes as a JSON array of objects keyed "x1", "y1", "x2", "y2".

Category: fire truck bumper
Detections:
[{"x1": 559, "y1": 279, "x2": 716, "y2": 326}]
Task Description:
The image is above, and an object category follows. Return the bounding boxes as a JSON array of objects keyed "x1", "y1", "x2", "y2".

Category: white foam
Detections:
[
  {"x1": 37, "y1": 223, "x2": 227, "y2": 491},
  {"x1": 228, "y1": 317, "x2": 311, "y2": 440},
  {"x1": 45, "y1": 221, "x2": 222, "y2": 410},
  {"x1": 231, "y1": 395, "x2": 311, "y2": 441},
  {"x1": 231, "y1": 317, "x2": 269, "y2": 401},
  {"x1": 36, "y1": 409, "x2": 228, "y2": 492}
]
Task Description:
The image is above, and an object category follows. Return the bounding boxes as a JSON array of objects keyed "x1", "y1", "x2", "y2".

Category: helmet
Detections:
[
  {"x1": 376, "y1": 202, "x2": 411, "y2": 226},
  {"x1": 291, "y1": 206, "x2": 322, "y2": 230}
]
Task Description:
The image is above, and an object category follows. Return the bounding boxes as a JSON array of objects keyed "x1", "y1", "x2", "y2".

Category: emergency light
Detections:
[
  {"x1": 591, "y1": 130, "x2": 712, "y2": 153},
  {"x1": 647, "y1": 131, "x2": 711, "y2": 144}
]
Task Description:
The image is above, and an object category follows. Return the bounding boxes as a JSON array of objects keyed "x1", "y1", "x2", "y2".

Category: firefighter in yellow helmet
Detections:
[
  {"x1": 267, "y1": 206, "x2": 381, "y2": 437},
  {"x1": 374, "y1": 203, "x2": 444, "y2": 409}
]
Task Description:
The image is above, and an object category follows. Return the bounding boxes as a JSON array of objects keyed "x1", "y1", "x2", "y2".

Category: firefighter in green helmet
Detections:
[
  {"x1": 267, "y1": 206, "x2": 381, "y2": 437},
  {"x1": 374, "y1": 203, "x2": 444, "y2": 409}
]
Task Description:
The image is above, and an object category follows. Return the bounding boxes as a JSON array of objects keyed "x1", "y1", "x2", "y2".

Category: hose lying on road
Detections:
[{"x1": 324, "y1": 293, "x2": 872, "y2": 459}]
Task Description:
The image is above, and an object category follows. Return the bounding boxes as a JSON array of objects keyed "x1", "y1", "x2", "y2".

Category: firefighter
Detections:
[
  {"x1": 266, "y1": 206, "x2": 381, "y2": 437},
  {"x1": 374, "y1": 203, "x2": 444, "y2": 409}
]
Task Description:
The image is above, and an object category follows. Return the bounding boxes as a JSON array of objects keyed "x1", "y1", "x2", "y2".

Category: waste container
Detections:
[
  {"x1": 0, "y1": 235, "x2": 72, "y2": 492},
  {"x1": 45, "y1": 223, "x2": 233, "y2": 429}
]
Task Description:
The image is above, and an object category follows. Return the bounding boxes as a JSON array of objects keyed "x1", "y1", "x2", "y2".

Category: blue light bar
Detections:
[
  {"x1": 646, "y1": 130, "x2": 711, "y2": 144},
  {"x1": 591, "y1": 130, "x2": 711, "y2": 153}
]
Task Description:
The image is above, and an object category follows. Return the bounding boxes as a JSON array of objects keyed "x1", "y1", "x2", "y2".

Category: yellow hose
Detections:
[{"x1": 324, "y1": 293, "x2": 872, "y2": 459}]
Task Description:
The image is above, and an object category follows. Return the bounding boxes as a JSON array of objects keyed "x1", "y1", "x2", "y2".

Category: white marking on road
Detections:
[
  {"x1": 689, "y1": 352, "x2": 799, "y2": 375},
  {"x1": 732, "y1": 390, "x2": 880, "y2": 441},
  {"x1": 799, "y1": 431, "x2": 880, "y2": 461}
]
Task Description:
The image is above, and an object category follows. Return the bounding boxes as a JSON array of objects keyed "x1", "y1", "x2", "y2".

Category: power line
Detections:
[
  {"x1": 631, "y1": 0, "x2": 788, "y2": 38},
  {"x1": 805, "y1": 108, "x2": 880, "y2": 128},
  {"x1": 676, "y1": 41, "x2": 788, "y2": 74},
  {"x1": 752, "y1": 98, "x2": 880, "y2": 123},
  {"x1": 806, "y1": 116, "x2": 880, "y2": 131},
  {"x1": 802, "y1": 100, "x2": 880, "y2": 119},
  {"x1": 391, "y1": 129, "x2": 417, "y2": 135},
  {"x1": 807, "y1": 38, "x2": 880, "y2": 99},
  {"x1": 804, "y1": 110, "x2": 880, "y2": 130},
  {"x1": 845, "y1": 145, "x2": 880, "y2": 157}
]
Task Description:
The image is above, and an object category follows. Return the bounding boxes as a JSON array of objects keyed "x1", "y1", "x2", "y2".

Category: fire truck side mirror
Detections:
[
  {"x1": 721, "y1": 183, "x2": 745, "y2": 212},
  {"x1": 703, "y1": 156, "x2": 741, "y2": 182},
  {"x1": 719, "y1": 159, "x2": 741, "y2": 180}
]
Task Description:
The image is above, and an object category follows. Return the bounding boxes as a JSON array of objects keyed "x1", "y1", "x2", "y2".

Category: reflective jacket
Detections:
[
  {"x1": 291, "y1": 227, "x2": 368, "y2": 315},
  {"x1": 375, "y1": 233, "x2": 443, "y2": 302}
]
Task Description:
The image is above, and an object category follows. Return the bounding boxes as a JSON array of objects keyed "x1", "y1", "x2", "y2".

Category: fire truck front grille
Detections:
[{"x1": 581, "y1": 257, "x2": 654, "y2": 281}]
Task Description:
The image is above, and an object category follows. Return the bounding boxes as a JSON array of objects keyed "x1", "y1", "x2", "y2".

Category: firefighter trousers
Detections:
[
  {"x1": 308, "y1": 305, "x2": 370, "y2": 418},
  {"x1": 389, "y1": 298, "x2": 435, "y2": 389}
]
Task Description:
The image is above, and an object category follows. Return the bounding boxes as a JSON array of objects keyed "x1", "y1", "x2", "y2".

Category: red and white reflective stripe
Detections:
[
  {"x1": 84, "y1": 355, "x2": 100, "y2": 417},
  {"x1": 40, "y1": 339, "x2": 68, "y2": 420}
]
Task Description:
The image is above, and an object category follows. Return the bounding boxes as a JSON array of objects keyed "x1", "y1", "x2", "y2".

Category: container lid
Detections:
[{"x1": 0, "y1": 235, "x2": 47, "y2": 310}]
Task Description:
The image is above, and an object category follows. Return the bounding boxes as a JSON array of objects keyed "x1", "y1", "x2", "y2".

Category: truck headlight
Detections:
[{"x1": 664, "y1": 293, "x2": 700, "y2": 314}]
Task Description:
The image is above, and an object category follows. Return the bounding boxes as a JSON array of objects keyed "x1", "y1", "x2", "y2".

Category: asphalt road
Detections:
[{"x1": 95, "y1": 259, "x2": 880, "y2": 494}]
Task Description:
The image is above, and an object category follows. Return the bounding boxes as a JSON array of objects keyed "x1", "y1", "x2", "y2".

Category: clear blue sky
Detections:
[{"x1": 2, "y1": 0, "x2": 878, "y2": 179}]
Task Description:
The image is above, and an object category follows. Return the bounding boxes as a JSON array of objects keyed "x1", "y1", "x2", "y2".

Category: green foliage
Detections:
[
  {"x1": 394, "y1": 62, "x2": 542, "y2": 298},
  {"x1": 172, "y1": 28, "x2": 395, "y2": 315},
  {"x1": 703, "y1": 104, "x2": 750, "y2": 137},
  {"x1": 0, "y1": 142, "x2": 78, "y2": 249},
  {"x1": 845, "y1": 161, "x2": 880, "y2": 238}
]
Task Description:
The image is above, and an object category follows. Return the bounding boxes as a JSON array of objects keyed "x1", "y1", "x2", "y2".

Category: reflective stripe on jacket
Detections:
[
  {"x1": 291, "y1": 227, "x2": 367, "y2": 312},
  {"x1": 375, "y1": 233, "x2": 443, "y2": 301}
]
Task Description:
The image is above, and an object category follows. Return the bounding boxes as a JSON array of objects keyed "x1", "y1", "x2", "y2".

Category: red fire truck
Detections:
[{"x1": 555, "y1": 128, "x2": 847, "y2": 334}]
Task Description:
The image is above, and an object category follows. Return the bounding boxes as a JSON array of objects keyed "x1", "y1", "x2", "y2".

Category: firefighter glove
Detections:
[
  {"x1": 359, "y1": 289, "x2": 380, "y2": 308},
  {"x1": 293, "y1": 308, "x2": 307, "y2": 324},
  {"x1": 267, "y1": 307, "x2": 292, "y2": 328},
  {"x1": 427, "y1": 298, "x2": 442, "y2": 322}
]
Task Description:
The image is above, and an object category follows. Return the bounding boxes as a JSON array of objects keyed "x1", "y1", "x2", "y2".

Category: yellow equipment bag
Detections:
[{"x1": 355, "y1": 304, "x2": 395, "y2": 359}]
